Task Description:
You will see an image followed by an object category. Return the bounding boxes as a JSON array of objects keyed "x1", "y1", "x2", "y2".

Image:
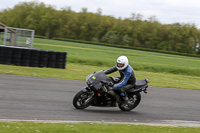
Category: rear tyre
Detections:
[
  {"x1": 73, "y1": 91, "x2": 93, "y2": 109},
  {"x1": 119, "y1": 92, "x2": 141, "y2": 111}
]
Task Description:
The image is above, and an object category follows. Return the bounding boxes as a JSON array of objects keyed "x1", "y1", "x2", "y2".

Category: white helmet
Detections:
[{"x1": 116, "y1": 56, "x2": 129, "y2": 70}]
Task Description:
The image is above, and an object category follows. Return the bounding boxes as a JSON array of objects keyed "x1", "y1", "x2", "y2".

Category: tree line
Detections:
[{"x1": 0, "y1": 1, "x2": 200, "y2": 54}]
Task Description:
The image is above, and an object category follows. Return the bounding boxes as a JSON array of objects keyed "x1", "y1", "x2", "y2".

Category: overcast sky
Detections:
[{"x1": 1, "y1": 0, "x2": 200, "y2": 28}]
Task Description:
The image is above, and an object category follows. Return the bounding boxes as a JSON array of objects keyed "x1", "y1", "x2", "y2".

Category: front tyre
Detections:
[
  {"x1": 73, "y1": 91, "x2": 93, "y2": 109},
  {"x1": 119, "y1": 92, "x2": 141, "y2": 111}
]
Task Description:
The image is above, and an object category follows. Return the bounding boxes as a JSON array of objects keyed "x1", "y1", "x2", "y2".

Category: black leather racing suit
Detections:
[{"x1": 104, "y1": 65, "x2": 136, "y2": 92}]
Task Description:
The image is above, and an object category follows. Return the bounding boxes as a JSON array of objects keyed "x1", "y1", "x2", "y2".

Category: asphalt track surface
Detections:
[{"x1": 0, "y1": 74, "x2": 200, "y2": 126}]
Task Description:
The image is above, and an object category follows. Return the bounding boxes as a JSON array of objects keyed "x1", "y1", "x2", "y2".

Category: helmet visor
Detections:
[{"x1": 117, "y1": 63, "x2": 124, "y2": 68}]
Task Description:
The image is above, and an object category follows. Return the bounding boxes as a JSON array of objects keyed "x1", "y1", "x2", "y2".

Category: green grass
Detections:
[
  {"x1": 0, "y1": 63, "x2": 200, "y2": 90},
  {"x1": 0, "y1": 121, "x2": 200, "y2": 133},
  {"x1": 34, "y1": 38, "x2": 200, "y2": 77}
]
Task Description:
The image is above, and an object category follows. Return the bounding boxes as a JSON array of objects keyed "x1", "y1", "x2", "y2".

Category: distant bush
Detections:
[{"x1": 35, "y1": 35, "x2": 47, "y2": 39}]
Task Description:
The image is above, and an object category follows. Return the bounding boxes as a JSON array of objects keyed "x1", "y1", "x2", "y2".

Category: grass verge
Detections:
[
  {"x1": 0, "y1": 121, "x2": 200, "y2": 133},
  {"x1": 33, "y1": 38, "x2": 200, "y2": 77},
  {"x1": 0, "y1": 63, "x2": 199, "y2": 90}
]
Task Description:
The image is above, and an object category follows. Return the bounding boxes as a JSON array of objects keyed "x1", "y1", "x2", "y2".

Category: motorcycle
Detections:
[{"x1": 73, "y1": 71, "x2": 149, "y2": 111}]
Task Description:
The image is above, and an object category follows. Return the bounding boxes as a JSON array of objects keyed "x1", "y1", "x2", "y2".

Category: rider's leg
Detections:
[
  {"x1": 118, "y1": 84, "x2": 135, "y2": 107},
  {"x1": 119, "y1": 90, "x2": 128, "y2": 107}
]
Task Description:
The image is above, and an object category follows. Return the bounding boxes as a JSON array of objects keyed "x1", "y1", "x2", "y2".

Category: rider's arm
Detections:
[
  {"x1": 104, "y1": 65, "x2": 118, "y2": 75},
  {"x1": 113, "y1": 71, "x2": 131, "y2": 89}
]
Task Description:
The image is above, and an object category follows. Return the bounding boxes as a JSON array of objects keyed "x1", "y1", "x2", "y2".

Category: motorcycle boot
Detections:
[{"x1": 120, "y1": 92, "x2": 129, "y2": 107}]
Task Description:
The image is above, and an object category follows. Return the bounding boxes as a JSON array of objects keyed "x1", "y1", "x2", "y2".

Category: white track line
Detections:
[{"x1": 0, "y1": 119, "x2": 200, "y2": 127}]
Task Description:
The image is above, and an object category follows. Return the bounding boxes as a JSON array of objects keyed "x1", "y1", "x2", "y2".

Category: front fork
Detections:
[{"x1": 81, "y1": 87, "x2": 94, "y2": 103}]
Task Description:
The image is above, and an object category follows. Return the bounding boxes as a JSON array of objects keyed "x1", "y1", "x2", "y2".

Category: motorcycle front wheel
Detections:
[
  {"x1": 73, "y1": 91, "x2": 93, "y2": 109},
  {"x1": 119, "y1": 92, "x2": 141, "y2": 111}
]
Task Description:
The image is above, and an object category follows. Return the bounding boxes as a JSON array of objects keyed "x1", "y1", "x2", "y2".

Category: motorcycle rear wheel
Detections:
[
  {"x1": 73, "y1": 91, "x2": 93, "y2": 109},
  {"x1": 119, "y1": 92, "x2": 141, "y2": 111}
]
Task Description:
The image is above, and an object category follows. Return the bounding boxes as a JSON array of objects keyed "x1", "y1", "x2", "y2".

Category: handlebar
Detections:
[{"x1": 100, "y1": 80, "x2": 114, "y2": 87}]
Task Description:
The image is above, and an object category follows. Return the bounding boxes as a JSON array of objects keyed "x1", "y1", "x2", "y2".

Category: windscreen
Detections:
[{"x1": 86, "y1": 71, "x2": 112, "y2": 90}]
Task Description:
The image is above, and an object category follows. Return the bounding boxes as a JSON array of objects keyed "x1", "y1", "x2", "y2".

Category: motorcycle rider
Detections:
[{"x1": 104, "y1": 56, "x2": 136, "y2": 107}]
